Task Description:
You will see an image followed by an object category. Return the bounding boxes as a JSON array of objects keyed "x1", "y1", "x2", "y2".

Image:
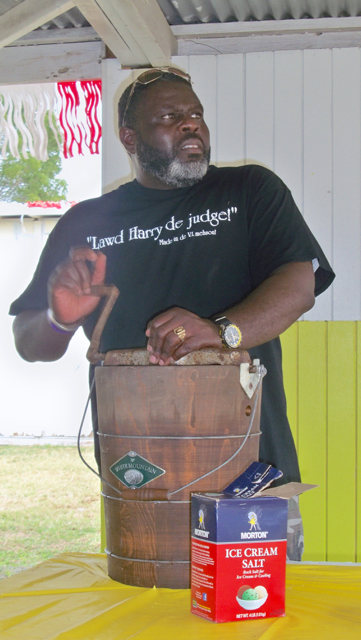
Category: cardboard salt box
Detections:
[{"x1": 190, "y1": 462, "x2": 316, "y2": 623}]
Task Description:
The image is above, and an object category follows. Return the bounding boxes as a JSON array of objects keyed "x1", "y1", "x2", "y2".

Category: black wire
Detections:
[{"x1": 77, "y1": 376, "x2": 125, "y2": 498}]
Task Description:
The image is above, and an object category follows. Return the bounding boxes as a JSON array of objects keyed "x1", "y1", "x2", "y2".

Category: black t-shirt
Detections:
[{"x1": 10, "y1": 165, "x2": 335, "y2": 482}]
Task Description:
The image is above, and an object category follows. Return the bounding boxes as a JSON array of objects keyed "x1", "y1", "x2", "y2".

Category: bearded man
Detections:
[{"x1": 10, "y1": 69, "x2": 334, "y2": 560}]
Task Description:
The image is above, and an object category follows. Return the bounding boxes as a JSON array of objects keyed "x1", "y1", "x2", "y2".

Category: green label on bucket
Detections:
[{"x1": 109, "y1": 451, "x2": 166, "y2": 489}]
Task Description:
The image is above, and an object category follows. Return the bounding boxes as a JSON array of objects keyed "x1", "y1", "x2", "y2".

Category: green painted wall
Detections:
[{"x1": 281, "y1": 321, "x2": 360, "y2": 562}]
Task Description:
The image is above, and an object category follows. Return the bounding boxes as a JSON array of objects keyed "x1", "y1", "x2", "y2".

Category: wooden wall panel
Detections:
[
  {"x1": 297, "y1": 322, "x2": 328, "y2": 561},
  {"x1": 303, "y1": 49, "x2": 333, "y2": 322},
  {"x1": 332, "y1": 48, "x2": 361, "y2": 321},
  {"x1": 281, "y1": 321, "x2": 360, "y2": 562},
  {"x1": 281, "y1": 322, "x2": 299, "y2": 447},
  {"x1": 216, "y1": 54, "x2": 245, "y2": 165},
  {"x1": 327, "y1": 322, "x2": 357, "y2": 561},
  {"x1": 357, "y1": 323, "x2": 361, "y2": 563},
  {"x1": 245, "y1": 51, "x2": 274, "y2": 169},
  {"x1": 172, "y1": 55, "x2": 189, "y2": 71},
  {"x1": 274, "y1": 50, "x2": 303, "y2": 212}
]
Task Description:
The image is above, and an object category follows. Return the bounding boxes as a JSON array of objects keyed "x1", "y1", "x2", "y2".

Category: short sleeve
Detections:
[{"x1": 246, "y1": 167, "x2": 334, "y2": 296}]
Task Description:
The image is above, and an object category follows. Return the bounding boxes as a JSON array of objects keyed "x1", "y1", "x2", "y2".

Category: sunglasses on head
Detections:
[{"x1": 121, "y1": 67, "x2": 191, "y2": 128}]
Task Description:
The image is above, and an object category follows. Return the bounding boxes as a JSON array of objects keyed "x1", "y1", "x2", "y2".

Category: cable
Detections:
[{"x1": 77, "y1": 375, "x2": 125, "y2": 499}]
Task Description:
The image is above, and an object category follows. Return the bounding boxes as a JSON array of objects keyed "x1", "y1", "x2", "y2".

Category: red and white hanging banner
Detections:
[
  {"x1": 0, "y1": 80, "x2": 102, "y2": 161},
  {"x1": 57, "y1": 80, "x2": 102, "y2": 158}
]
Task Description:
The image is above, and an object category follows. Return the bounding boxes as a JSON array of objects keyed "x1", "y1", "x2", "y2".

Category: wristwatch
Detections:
[{"x1": 212, "y1": 315, "x2": 242, "y2": 349}]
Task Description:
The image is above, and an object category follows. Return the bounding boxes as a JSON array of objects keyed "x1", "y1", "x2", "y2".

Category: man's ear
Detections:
[{"x1": 119, "y1": 126, "x2": 137, "y2": 155}]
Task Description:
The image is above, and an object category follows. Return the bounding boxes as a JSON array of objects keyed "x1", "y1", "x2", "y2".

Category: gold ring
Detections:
[{"x1": 174, "y1": 326, "x2": 186, "y2": 342}]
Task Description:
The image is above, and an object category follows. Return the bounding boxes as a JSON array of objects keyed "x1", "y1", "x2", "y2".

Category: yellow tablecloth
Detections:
[{"x1": 1, "y1": 554, "x2": 360, "y2": 639}]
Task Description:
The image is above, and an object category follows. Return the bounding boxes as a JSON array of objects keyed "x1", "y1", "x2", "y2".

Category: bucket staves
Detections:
[{"x1": 95, "y1": 349, "x2": 264, "y2": 589}]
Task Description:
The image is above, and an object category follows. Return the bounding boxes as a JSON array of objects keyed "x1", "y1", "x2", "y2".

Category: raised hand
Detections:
[{"x1": 48, "y1": 247, "x2": 107, "y2": 326}]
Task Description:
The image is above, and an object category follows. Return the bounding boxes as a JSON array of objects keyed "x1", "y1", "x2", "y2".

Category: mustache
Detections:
[{"x1": 176, "y1": 132, "x2": 205, "y2": 150}]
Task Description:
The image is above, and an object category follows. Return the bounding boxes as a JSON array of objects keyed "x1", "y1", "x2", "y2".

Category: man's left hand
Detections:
[{"x1": 146, "y1": 308, "x2": 221, "y2": 365}]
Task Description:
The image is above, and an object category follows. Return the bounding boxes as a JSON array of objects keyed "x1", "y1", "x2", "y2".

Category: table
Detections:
[{"x1": 0, "y1": 553, "x2": 360, "y2": 639}]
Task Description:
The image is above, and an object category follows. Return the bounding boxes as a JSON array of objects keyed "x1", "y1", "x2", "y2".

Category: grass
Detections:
[{"x1": 0, "y1": 444, "x2": 100, "y2": 579}]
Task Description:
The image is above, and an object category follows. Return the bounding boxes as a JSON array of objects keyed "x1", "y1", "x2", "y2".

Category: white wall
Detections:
[
  {"x1": 3, "y1": 47, "x2": 359, "y2": 437},
  {"x1": 0, "y1": 216, "x2": 92, "y2": 438}
]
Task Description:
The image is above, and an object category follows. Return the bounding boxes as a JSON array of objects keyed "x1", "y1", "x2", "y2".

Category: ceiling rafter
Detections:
[
  {"x1": 112, "y1": 0, "x2": 176, "y2": 66},
  {"x1": 0, "y1": 0, "x2": 75, "y2": 49},
  {"x1": 75, "y1": 0, "x2": 145, "y2": 66},
  {"x1": 76, "y1": 0, "x2": 176, "y2": 67},
  {"x1": 173, "y1": 16, "x2": 361, "y2": 55}
]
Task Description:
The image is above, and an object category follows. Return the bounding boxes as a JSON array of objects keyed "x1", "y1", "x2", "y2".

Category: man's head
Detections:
[{"x1": 118, "y1": 69, "x2": 211, "y2": 190}]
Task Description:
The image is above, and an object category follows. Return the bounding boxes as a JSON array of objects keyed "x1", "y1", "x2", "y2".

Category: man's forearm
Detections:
[
  {"x1": 146, "y1": 261, "x2": 316, "y2": 365},
  {"x1": 13, "y1": 309, "x2": 76, "y2": 362},
  {"x1": 224, "y1": 262, "x2": 316, "y2": 350}
]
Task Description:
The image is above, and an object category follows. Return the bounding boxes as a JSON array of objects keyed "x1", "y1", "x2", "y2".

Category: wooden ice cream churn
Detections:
[{"x1": 87, "y1": 286, "x2": 266, "y2": 589}]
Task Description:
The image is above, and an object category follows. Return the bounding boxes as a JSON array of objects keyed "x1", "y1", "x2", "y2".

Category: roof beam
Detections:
[
  {"x1": 76, "y1": 0, "x2": 147, "y2": 66},
  {"x1": 172, "y1": 16, "x2": 361, "y2": 39},
  {"x1": 0, "y1": 41, "x2": 102, "y2": 84},
  {"x1": 109, "y1": 0, "x2": 176, "y2": 67},
  {"x1": 76, "y1": 0, "x2": 176, "y2": 67},
  {"x1": 9, "y1": 26, "x2": 100, "y2": 47},
  {"x1": 173, "y1": 17, "x2": 361, "y2": 55},
  {"x1": 0, "y1": 0, "x2": 75, "y2": 49}
]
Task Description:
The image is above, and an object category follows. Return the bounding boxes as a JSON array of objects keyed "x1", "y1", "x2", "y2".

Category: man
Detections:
[{"x1": 10, "y1": 69, "x2": 334, "y2": 560}]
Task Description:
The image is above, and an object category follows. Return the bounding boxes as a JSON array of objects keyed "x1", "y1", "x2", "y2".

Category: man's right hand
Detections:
[
  {"x1": 48, "y1": 247, "x2": 107, "y2": 326},
  {"x1": 13, "y1": 248, "x2": 107, "y2": 363}
]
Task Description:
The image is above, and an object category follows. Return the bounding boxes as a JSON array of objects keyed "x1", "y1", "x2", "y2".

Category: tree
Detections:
[{"x1": 0, "y1": 119, "x2": 68, "y2": 203}]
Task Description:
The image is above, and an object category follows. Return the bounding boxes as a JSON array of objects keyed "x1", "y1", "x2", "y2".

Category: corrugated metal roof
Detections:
[
  {"x1": 0, "y1": 2, "x2": 90, "y2": 30},
  {"x1": 157, "y1": 0, "x2": 361, "y2": 25},
  {"x1": 39, "y1": 7, "x2": 90, "y2": 31},
  {"x1": 3, "y1": 1, "x2": 361, "y2": 33}
]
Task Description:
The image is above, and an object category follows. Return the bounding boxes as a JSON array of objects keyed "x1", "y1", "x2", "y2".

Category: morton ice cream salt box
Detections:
[{"x1": 191, "y1": 462, "x2": 316, "y2": 623}]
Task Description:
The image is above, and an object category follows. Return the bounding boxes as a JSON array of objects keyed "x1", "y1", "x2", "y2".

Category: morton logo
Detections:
[
  {"x1": 241, "y1": 506, "x2": 268, "y2": 540},
  {"x1": 248, "y1": 508, "x2": 261, "y2": 531},
  {"x1": 109, "y1": 451, "x2": 165, "y2": 489},
  {"x1": 198, "y1": 505, "x2": 207, "y2": 530},
  {"x1": 194, "y1": 504, "x2": 210, "y2": 538}
]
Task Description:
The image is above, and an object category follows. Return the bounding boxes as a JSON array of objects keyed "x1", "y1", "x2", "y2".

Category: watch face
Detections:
[{"x1": 224, "y1": 324, "x2": 242, "y2": 348}]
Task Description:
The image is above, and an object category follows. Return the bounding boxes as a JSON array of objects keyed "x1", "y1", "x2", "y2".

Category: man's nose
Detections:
[{"x1": 179, "y1": 115, "x2": 199, "y2": 131}]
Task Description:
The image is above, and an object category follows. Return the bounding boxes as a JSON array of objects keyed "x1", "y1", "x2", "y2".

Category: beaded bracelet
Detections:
[{"x1": 47, "y1": 308, "x2": 81, "y2": 334}]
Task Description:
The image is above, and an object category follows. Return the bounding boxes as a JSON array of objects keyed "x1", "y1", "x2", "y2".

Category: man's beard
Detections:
[{"x1": 136, "y1": 134, "x2": 210, "y2": 188}]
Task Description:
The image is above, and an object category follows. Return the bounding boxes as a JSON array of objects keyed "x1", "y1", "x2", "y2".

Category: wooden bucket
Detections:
[{"x1": 87, "y1": 287, "x2": 265, "y2": 589}]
